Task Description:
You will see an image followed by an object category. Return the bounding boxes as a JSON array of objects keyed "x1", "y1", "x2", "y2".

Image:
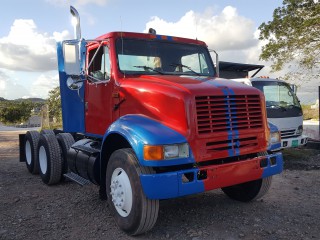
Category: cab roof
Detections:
[{"x1": 95, "y1": 31, "x2": 207, "y2": 46}]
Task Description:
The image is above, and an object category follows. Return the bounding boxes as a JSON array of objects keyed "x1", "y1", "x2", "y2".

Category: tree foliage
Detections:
[
  {"x1": 47, "y1": 86, "x2": 62, "y2": 124},
  {"x1": 259, "y1": 0, "x2": 320, "y2": 74},
  {"x1": 0, "y1": 101, "x2": 34, "y2": 124}
]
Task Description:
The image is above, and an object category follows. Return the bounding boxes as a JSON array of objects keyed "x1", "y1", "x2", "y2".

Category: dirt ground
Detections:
[{"x1": 0, "y1": 130, "x2": 320, "y2": 240}]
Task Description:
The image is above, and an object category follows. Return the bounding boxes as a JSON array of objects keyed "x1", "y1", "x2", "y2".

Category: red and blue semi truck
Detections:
[{"x1": 19, "y1": 6, "x2": 283, "y2": 235}]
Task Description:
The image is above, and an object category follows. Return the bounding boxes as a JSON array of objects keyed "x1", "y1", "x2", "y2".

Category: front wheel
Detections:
[
  {"x1": 221, "y1": 176, "x2": 273, "y2": 202},
  {"x1": 106, "y1": 148, "x2": 159, "y2": 235}
]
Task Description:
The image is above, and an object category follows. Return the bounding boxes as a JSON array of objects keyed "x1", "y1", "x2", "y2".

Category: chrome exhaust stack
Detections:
[{"x1": 70, "y1": 6, "x2": 81, "y2": 40}]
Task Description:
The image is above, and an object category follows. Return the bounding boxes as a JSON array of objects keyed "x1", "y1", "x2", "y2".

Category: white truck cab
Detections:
[
  {"x1": 232, "y1": 77, "x2": 308, "y2": 149},
  {"x1": 218, "y1": 61, "x2": 308, "y2": 150}
]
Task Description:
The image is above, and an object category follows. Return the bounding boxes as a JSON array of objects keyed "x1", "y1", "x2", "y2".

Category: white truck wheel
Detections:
[
  {"x1": 38, "y1": 134, "x2": 63, "y2": 185},
  {"x1": 106, "y1": 148, "x2": 159, "y2": 235},
  {"x1": 24, "y1": 131, "x2": 40, "y2": 174}
]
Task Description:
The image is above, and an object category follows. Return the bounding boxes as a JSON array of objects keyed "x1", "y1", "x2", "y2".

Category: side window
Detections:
[
  {"x1": 88, "y1": 45, "x2": 110, "y2": 81},
  {"x1": 102, "y1": 46, "x2": 111, "y2": 79},
  {"x1": 181, "y1": 53, "x2": 209, "y2": 74}
]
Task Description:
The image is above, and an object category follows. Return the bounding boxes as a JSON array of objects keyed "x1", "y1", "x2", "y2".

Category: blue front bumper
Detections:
[{"x1": 140, "y1": 152, "x2": 283, "y2": 200}]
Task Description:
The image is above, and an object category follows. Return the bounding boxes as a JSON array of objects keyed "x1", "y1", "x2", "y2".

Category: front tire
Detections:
[
  {"x1": 106, "y1": 148, "x2": 159, "y2": 235},
  {"x1": 221, "y1": 176, "x2": 273, "y2": 202},
  {"x1": 38, "y1": 134, "x2": 63, "y2": 185}
]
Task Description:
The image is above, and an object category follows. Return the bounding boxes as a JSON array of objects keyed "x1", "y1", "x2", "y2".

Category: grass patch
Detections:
[
  {"x1": 302, "y1": 104, "x2": 319, "y2": 120},
  {"x1": 282, "y1": 147, "x2": 320, "y2": 170}
]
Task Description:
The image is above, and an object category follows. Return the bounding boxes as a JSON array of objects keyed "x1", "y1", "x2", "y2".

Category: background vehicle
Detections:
[
  {"x1": 219, "y1": 61, "x2": 308, "y2": 149},
  {"x1": 19, "y1": 7, "x2": 283, "y2": 235}
]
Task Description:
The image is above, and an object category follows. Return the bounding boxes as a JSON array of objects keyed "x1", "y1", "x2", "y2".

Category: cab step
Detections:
[{"x1": 64, "y1": 172, "x2": 91, "y2": 186}]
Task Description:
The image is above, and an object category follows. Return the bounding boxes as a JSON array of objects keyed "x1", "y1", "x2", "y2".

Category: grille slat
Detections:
[
  {"x1": 195, "y1": 95, "x2": 263, "y2": 135},
  {"x1": 281, "y1": 129, "x2": 296, "y2": 138},
  {"x1": 206, "y1": 137, "x2": 258, "y2": 152}
]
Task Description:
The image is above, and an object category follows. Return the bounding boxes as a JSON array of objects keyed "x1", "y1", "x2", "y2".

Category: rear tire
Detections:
[
  {"x1": 40, "y1": 129, "x2": 55, "y2": 135},
  {"x1": 56, "y1": 133, "x2": 75, "y2": 175},
  {"x1": 221, "y1": 176, "x2": 273, "y2": 202},
  {"x1": 25, "y1": 131, "x2": 40, "y2": 174},
  {"x1": 38, "y1": 134, "x2": 63, "y2": 185},
  {"x1": 106, "y1": 148, "x2": 159, "y2": 235}
]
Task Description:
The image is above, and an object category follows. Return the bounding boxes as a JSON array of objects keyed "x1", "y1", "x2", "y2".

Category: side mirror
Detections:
[
  {"x1": 290, "y1": 84, "x2": 297, "y2": 94},
  {"x1": 67, "y1": 76, "x2": 83, "y2": 90},
  {"x1": 209, "y1": 49, "x2": 219, "y2": 77},
  {"x1": 63, "y1": 41, "x2": 81, "y2": 75}
]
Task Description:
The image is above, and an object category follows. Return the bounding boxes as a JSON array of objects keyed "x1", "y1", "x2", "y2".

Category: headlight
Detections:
[
  {"x1": 144, "y1": 143, "x2": 189, "y2": 160},
  {"x1": 269, "y1": 131, "x2": 281, "y2": 144},
  {"x1": 296, "y1": 125, "x2": 303, "y2": 135}
]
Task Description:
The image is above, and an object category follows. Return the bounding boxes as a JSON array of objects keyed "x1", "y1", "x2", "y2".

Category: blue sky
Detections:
[{"x1": 0, "y1": 0, "x2": 317, "y2": 103}]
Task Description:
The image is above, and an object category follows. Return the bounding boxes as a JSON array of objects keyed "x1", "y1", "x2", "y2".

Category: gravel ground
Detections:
[{"x1": 0, "y1": 130, "x2": 320, "y2": 240}]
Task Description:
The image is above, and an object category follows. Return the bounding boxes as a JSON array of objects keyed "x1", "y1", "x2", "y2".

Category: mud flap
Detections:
[{"x1": 19, "y1": 134, "x2": 26, "y2": 162}]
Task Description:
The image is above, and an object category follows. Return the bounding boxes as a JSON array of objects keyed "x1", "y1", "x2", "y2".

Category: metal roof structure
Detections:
[{"x1": 219, "y1": 61, "x2": 264, "y2": 77}]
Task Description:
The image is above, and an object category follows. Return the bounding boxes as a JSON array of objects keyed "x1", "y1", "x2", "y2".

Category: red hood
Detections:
[
  {"x1": 122, "y1": 75, "x2": 261, "y2": 96},
  {"x1": 119, "y1": 74, "x2": 266, "y2": 138}
]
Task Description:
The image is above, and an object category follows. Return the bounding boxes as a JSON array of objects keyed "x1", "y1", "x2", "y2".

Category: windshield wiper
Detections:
[
  {"x1": 133, "y1": 66, "x2": 164, "y2": 74},
  {"x1": 266, "y1": 104, "x2": 287, "y2": 111},
  {"x1": 170, "y1": 63, "x2": 200, "y2": 76},
  {"x1": 285, "y1": 104, "x2": 300, "y2": 109}
]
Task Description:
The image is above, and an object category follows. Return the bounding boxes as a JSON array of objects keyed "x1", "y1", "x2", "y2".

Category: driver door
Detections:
[{"x1": 85, "y1": 43, "x2": 115, "y2": 135}]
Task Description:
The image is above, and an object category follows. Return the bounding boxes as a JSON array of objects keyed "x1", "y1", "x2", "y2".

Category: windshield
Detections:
[
  {"x1": 252, "y1": 81, "x2": 301, "y2": 108},
  {"x1": 116, "y1": 38, "x2": 215, "y2": 77}
]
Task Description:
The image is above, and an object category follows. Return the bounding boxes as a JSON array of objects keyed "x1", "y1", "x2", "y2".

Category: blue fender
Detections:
[{"x1": 102, "y1": 114, "x2": 195, "y2": 167}]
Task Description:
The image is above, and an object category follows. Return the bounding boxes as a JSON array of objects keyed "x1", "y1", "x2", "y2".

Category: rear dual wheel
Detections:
[
  {"x1": 25, "y1": 131, "x2": 40, "y2": 174},
  {"x1": 38, "y1": 134, "x2": 63, "y2": 185},
  {"x1": 56, "y1": 133, "x2": 74, "y2": 174},
  {"x1": 106, "y1": 148, "x2": 159, "y2": 235}
]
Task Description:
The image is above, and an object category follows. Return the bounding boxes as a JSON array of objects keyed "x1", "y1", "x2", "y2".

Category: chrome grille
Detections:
[
  {"x1": 281, "y1": 129, "x2": 296, "y2": 139},
  {"x1": 195, "y1": 95, "x2": 263, "y2": 135}
]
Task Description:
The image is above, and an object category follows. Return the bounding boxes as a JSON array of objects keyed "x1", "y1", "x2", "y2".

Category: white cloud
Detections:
[
  {"x1": 145, "y1": 6, "x2": 258, "y2": 52},
  {"x1": 0, "y1": 69, "x2": 59, "y2": 100},
  {"x1": 144, "y1": 6, "x2": 290, "y2": 79},
  {"x1": 0, "y1": 19, "x2": 70, "y2": 72},
  {"x1": 30, "y1": 73, "x2": 59, "y2": 99},
  {"x1": 0, "y1": 70, "x2": 31, "y2": 100}
]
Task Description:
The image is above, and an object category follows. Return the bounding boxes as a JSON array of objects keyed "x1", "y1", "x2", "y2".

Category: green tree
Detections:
[
  {"x1": 47, "y1": 86, "x2": 62, "y2": 124},
  {"x1": 0, "y1": 101, "x2": 33, "y2": 124},
  {"x1": 259, "y1": 0, "x2": 320, "y2": 75}
]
